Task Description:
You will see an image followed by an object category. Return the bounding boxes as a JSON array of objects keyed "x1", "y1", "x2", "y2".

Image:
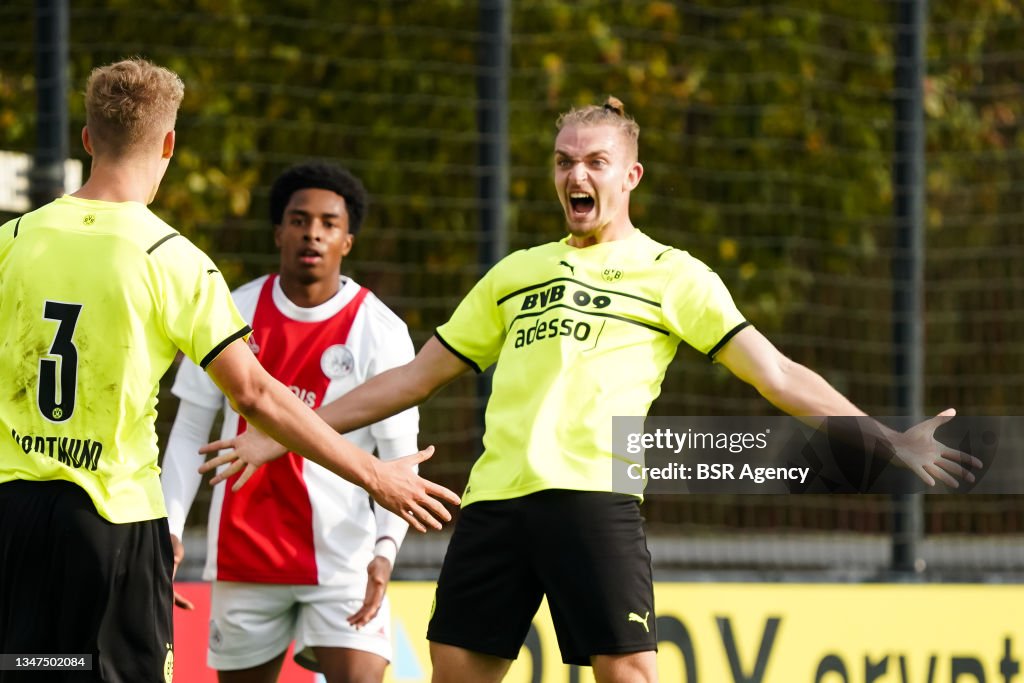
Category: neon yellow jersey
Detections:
[
  {"x1": 436, "y1": 230, "x2": 747, "y2": 506},
  {"x1": 0, "y1": 196, "x2": 250, "y2": 523}
]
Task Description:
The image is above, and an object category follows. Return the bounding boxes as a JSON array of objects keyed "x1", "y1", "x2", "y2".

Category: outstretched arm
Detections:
[
  {"x1": 201, "y1": 336, "x2": 472, "y2": 486},
  {"x1": 204, "y1": 339, "x2": 461, "y2": 530},
  {"x1": 714, "y1": 326, "x2": 981, "y2": 486},
  {"x1": 318, "y1": 335, "x2": 471, "y2": 434}
]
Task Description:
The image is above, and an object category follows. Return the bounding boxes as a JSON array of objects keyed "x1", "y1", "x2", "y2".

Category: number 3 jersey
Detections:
[
  {"x1": 0, "y1": 196, "x2": 249, "y2": 524},
  {"x1": 168, "y1": 274, "x2": 418, "y2": 586}
]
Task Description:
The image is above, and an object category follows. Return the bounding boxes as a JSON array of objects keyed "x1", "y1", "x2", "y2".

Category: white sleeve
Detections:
[
  {"x1": 367, "y1": 314, "x2": 419, "y2": 441},
  {"x1": 161, "y1": 399, "x2": 219, "y2": 538},
  {"x1": 371, "y1": 435, "x2": 419, "y2": 564},
  {"x1": 171, "y1": 354, "x2": 224, "y2": 409}
]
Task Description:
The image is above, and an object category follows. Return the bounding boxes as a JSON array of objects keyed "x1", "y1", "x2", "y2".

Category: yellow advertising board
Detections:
[{"x1": 385, "y1": 583, "x2": 1024, "y2": 682}]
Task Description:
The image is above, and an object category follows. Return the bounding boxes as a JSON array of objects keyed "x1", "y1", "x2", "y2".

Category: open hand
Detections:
[
  {"x1": 199, "y1": 439, "x2": 460, "y2": 532},
  {"x1": 369, "y1": 447, "x2": 461, "y2": 532},
  {"x1": 198, "y1": 427, "x2": 285, "y2": 490},
  {"x1": 890, "y1": 409, "x2": 984, "y2": 487}
]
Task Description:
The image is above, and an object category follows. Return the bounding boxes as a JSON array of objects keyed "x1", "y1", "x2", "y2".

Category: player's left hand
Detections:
[
  {"x1": 889, "y1": 408, "x2": 984, "y2": 487},
  {"x1": 348, "y1": 556, "x2": 393, "y2": 628},
  {"x1": 170, "y1": 534, "x2": 195, "y2": 610}
]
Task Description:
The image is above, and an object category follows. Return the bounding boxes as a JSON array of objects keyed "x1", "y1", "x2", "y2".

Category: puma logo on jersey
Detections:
[
  {"x1": 558, "y1": 260, "x2": 575, "y2": 275},
  {"x1": 628, "y1": 611, "x2": 650, "y2": 633}
]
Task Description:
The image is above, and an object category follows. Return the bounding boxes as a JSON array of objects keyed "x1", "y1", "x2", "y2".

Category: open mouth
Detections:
[
  {"x1": 569, "y1": 191, "x2": 595, "y2": 217},
  {"x1": 298, "y1": 249, "x2": 322, "y2": 265}
]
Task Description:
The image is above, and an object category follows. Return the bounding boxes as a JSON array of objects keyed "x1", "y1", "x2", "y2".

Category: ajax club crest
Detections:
[{"x1": 321, "y1": 344, "x2": 355, "y2": 379}]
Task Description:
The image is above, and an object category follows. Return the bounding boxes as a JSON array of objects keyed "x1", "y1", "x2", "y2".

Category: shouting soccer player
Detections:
[{"x1": 202, "y1": 97, "x2": 980, "y2": 683}]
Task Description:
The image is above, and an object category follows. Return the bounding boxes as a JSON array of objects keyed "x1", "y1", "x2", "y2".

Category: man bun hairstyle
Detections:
[
  {"x1": 555, "y1": 95, "x2": 640, "y2": 158},
  {"x1": 269, "y1": 161, "x2": 369, "y2": 235},
  {"x1": 602, "y1": 96, "x2": 627, "y2": 116}
]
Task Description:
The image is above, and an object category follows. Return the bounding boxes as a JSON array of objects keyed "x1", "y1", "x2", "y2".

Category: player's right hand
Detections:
[
  {"x1": 199, "y1": 427, "x2": 287, "y2": 490},
  {"x1": 200, "y1": 436, "x2": 461, "y2": 531},
  {"x1": 371, "y1": 446, "x2": 461, "y2": 533}
]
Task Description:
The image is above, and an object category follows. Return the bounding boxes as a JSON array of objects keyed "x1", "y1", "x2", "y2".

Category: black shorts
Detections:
[
  {"x1": 0, "y1": 480, "x2": 174, "y2": 683},
  {"x1": 427, "y1": 489, "x2": 657, "y2": 666}
]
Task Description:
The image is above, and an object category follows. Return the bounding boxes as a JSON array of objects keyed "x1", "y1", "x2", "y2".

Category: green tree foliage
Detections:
[{"x1": 3, "y1": 1, "x2": 1023, "y2": 536}]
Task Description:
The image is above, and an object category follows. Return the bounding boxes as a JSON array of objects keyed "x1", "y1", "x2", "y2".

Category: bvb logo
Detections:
[
  {"x1": 602, "y1": 268, "x2": 623, "y2": 282},
  {"x1": 52, "y1": 407, "x2": 62, "y2": 420},
  {"x1": 163, "y1": 645, "x2": 174, "y2": 683},
  {"x1": 83, "y1": 214, "x2": 96, "y2": 226}
]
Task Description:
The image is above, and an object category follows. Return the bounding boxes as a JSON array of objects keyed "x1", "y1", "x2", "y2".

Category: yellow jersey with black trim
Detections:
[
  {"x1": 436, "y1": 229, "x2": 747, "y2": 506},
  {"x1": 0, "y1": 195, "x2": 250, "y2": 523}
]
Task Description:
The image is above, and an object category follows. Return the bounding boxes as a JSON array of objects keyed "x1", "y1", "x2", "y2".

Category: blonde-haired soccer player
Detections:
[
  {"x1": 0, "y1": 58, "x2": 457, "y2": 683},
  {"x1": 203, "y1": 96, "x2": 979, "y2": 683}
]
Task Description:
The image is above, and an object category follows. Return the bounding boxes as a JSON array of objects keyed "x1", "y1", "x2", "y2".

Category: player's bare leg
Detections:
[
  {"x1": 314, "y1": 646, "x2": 388, "y2": 683},
  {"x1": 429, "y1": 642, "x2": 511, "y2": 683},
  {"x1": 592, "y1": 651, "x2": 658, "y2": 683},
  {"x1": 217, "y1": 649, "x2": 287, "y2": 683}
]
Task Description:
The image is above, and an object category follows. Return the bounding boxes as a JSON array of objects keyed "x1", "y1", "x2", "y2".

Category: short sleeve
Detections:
[
  {"x1": 365, "y1": 305, "x2": 419, "y2": 441},
  {"x1": 171, "y1": 355, "x2": 224, "y2": 410},
  {"x1": 660, "y1": 252, "x2": 747, "y2": 358},
  {"x1": 154, "y1": 238, "x2": 251, "y2": 369},
  {"x1": 435, "y1": 264, "x2": 506, "y2": 372}
]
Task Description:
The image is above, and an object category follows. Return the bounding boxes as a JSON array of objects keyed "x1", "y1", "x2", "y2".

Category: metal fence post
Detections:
[
  {"x1": 475, "y1": 0, "x2": 510, "y2": 429},
  {"x1": 891, "y1": 0, "x2": 928, "y2": 575},
  {"x1": 30, "y1": 0, "x2": 69, "y2": 210}
]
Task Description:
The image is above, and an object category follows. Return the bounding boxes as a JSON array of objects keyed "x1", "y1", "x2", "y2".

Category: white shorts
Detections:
[{"x1": 207, "y1": 582, "x2": 392, "y2": 671}]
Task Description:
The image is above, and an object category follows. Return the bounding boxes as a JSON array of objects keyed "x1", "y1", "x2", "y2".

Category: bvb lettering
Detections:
[
  {"x1": 521, "y1": 285, "x2": 565, "y2": 311},
  {"x1": 519, "y1": 285, "x2": 613, "y2": 312}
]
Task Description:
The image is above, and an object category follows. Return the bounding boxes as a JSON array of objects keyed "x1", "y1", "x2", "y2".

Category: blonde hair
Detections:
[
  {"x1": 555, "y1": 96, "x2": 640, "y2": 158},
  {"x1": 84, "y1": 57, "x2": 184, "y2": 156}
]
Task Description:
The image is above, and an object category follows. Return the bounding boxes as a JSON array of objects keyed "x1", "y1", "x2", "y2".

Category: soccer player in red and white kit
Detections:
[{"x1": 161, "y1": 162, "x2": 416, "y2": 683}]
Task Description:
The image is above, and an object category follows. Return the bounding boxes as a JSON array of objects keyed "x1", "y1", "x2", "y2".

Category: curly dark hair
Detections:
[{"x1": 269, "y1": 161, "x2": 369, "y2": 234}]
